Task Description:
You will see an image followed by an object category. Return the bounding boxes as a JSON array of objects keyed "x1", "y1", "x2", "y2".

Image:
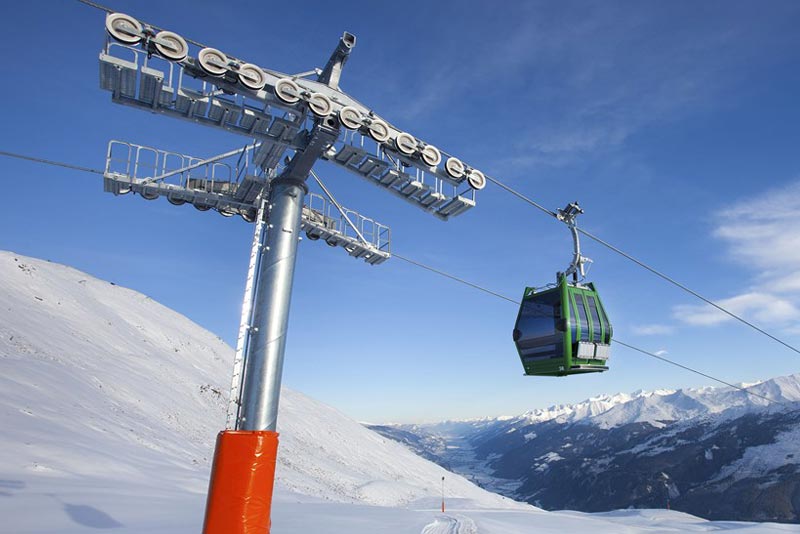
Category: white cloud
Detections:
[
  {"x1": 713, "y1": 181, "x2": 800, "y2": 275},
  {"x1": 674, "y1": 181, "x2": 800, "y2": 330},
  {"x1": 674, "y1": 292, "x2": 800, "y2": 327},
  {"x1": 654, "y1": 350, "x2": 669, "y2": 357},
  {"x1": 488, "y1": 3, "x2": 794, "y2": 168},
  {"x1": 631, "y1": 324, "x2": 674, "y2": 336}
]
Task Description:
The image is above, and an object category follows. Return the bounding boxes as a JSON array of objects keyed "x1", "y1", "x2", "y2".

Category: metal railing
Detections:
[
  {"x1": 305, "y1": 192, "x2": 390, "y2": 253},
  {"x1": 104, "y1": 140, "x2": 275, "y2": 191}
]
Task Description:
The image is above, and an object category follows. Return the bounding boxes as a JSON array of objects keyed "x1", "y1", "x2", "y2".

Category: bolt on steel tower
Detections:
[{"x1": 98, "y1": 11, "x2": 486, "y2": 533}]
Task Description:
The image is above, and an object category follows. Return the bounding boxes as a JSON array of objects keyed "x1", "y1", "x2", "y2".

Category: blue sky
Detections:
[{"x1": 1, "y1": 0, "x2": 800, "y2": 422}]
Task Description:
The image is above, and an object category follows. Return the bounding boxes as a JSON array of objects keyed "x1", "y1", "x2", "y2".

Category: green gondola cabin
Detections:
[{"x1": 513, "y1": 274, "x2": 612, "y2": 377}]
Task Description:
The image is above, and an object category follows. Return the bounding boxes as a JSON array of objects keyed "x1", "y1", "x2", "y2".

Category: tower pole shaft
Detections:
[
  {"x1": 203, "y1": 121, "x2": 339, "y2": 534},
  {"x1": 238, "y1": 178, "x2": 306, "y2": 431}
]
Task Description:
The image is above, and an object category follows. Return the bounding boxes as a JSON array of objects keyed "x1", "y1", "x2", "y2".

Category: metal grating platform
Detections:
[
  {"x1": 98, "y1": 35, "x2": 482, "y2": 222},
  {"x1": 325, "y1": 134, "x2": 476, "y2": 220},
  {"x1": 103, "y1": 140, "x2": 390, "y2": 264}
]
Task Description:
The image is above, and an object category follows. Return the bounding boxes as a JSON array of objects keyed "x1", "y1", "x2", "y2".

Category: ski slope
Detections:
[{"x1": 1, "y1": 250, "x2": 798, "y2": 533}]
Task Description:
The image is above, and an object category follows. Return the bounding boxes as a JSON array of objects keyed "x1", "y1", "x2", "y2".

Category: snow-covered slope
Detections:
[
  {"x1": 3, "y1": 250, "x2": 797, "y2": 533},
  {"x1": 0, "y1": 250, "x2": 517, "y2": 511}
]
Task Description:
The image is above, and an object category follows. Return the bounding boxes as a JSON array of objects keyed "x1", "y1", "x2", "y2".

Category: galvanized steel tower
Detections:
[{"x1": 98, "y1": 11, "x2": 486, "y2": 533}]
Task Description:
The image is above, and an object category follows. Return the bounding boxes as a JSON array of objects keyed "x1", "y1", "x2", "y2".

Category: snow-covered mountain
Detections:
[
  {"x1": 423, "y1": 376, "x2": 798, "y2": 432},
  {"x1": 0, "y1": 251, "x2": 520, "y2": 533},
  {"x1": 2, "y1": 250, "x2": 797, "y2": 533},
  {"x1": 371, "y1": 375, "x2": 800, "y2": 522}
]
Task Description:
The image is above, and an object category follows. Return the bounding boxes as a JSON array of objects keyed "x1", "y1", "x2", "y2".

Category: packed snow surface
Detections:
[{"x1": 2, "y1": 251, "x2": 798, "y2": 533}]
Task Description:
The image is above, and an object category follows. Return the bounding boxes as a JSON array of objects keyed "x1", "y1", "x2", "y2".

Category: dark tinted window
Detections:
[
  {"x1": 517, "y1": 301, "x2": 556, "y2": 341},
  {"x1": 522, "y1": 343, "x2": 561, "y2": 362},
  {"x1": 587, "y1": 296, "x2": 602, "y2": 343},
  {"x1": 514, "y1": 290, "x2": 562, "y2": 360},
  {"x1": 575, "y1": 294, "x2": 590, "y2": 341},
  {"x1": 596, "y1": 300, "x2": 612, "y2": 343}
]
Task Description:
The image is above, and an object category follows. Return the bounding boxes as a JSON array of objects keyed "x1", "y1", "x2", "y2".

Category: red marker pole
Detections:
[{"x1": 441, "y1": 476, "x2": 445, "y2": 513}]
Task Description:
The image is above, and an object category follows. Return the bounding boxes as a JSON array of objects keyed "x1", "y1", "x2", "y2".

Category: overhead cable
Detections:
[
  {"x1": 0, "y1": 150, "x2": 104, "y2": 175},
  {"x1": 483, "y1": 173, "x2": 800, "y2": 356},
  {"x1": 394, "y1": 252, "x2": 786, "y2": 407},
  {"x1": 75, "y1": 0, "x2": 800, "y2": 357},
  {"x1": 75, "y1": 0, "x2": 209, "y2": 49},
  {"x1": 0, "y1": 151, "x2": 789, "y2": 406}
]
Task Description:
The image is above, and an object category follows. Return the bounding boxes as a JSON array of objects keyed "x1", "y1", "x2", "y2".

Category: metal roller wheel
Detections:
[
  {"x1": 274, "y1": 78, "x2": 301, "y2": 104},
  {"x1": 306, "y1": 231, "x2": 321, "y2": 241},
  {"x1": 444, "y1": 157, "x2": 465, "y2": 179},
  {"x1": 394, "y1": 132, "x2": 417, "y2": 156},
  {"x1": 238, "y1": 63, "x2": 267, "y2": 91},
  {"x1": 467, "y1": 169, "x2": 487, "y2": 190},
  {"x1": 194, "y1": 203, "x2": 211, "y2": 212},
  {"x1": 338, "y1": 106, "x2": 362, "y2": 130},
  {"x1": 367, "y1": 119, "x2": 390, "y2": 143},
  {"x1": 218, "y1": 208, "x2": 235, "y2": 218},
  {"x1": 308, "y1": 93, "x2": 333, "y2": 117},
  {"x1": 240, "y1": 210, "x2": 257, "y2": 223},
  {"x1": 154, "y1": 31, "x2": 188, "y2": 61},
  {"x1": 420, "y1": 145, "x2": 442, "y2": 167},
  {"x1": 105, "y1": 13, "x2": 143, "y2": 45},
  {"x1": 140, "y1": 189, "x2": 159, "y2": 200},
  {"x1": 197, "y1": 48, "x2": 229, "y2": 76},
  {"x1": 167, "y1": 196, "x2": 186, "y2": 206}
]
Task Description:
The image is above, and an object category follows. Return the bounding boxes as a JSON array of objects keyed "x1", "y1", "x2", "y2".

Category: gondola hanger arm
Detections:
[{"x1": 557, "y1": 201, "x2": 592, "y2": 282}]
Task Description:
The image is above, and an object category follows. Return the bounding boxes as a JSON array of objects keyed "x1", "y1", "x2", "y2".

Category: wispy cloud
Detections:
[
  {"x1": 674, "y1": 180, "x2": 800, "y2": 330},
  {"x1": 383, "y1": 2, "x2": 797, "y2": 171},
  {"x1": 674, "y1": 292, "x2": 800, "y2": 327},
  {"x1": 714, "y1": 181, "x2": 800, "y2": 274},
  {"x1": 631, "y1": 324, "x2": 674, "y2": 336},
  {"x1": 495, "y1": 5, "x2": 783, "y2": 168}
]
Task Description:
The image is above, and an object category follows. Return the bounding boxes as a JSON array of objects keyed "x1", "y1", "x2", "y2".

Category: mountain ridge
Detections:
[{"x1": 369, "y1": 347, "x2": 800, "y2": 522}]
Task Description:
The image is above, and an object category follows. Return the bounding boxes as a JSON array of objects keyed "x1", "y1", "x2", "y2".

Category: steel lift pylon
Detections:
[{"x1": 97, "y1": 12, "x2": 487, "y2": 533}]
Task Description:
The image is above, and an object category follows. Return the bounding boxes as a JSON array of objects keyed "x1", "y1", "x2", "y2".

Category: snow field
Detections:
[{"x1": 2, "y1": 251, "x2": 798, "y2": 533}]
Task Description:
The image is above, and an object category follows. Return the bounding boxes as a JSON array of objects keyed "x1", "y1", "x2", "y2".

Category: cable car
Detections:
[
  {"x1": 513, "y1": 274, "x2": 612, "y2": 376},
  {"x1": 512, "y1": 202, "x2": 612, "y2": 377}
]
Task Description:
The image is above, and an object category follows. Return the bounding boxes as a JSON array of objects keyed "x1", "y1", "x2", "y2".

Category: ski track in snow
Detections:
[{"x1": 422, "y1": 514, "x2": 478, "y2": 534}]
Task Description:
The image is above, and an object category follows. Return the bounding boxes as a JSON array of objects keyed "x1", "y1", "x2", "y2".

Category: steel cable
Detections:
[
  {"x1": 76, "y1": 0, "x2": 209, "y2": 49},
  {"x1": 0, "y1": 150, "x2": 790, "y2": 406},
  {"x1": 483, "y1": 173, "x2": 800, "y2": 356},
  {"x1": 0, "y1": 150, "x2": 104, "y2": 175},
  {"x1": 74, "y1": 0, "x2": 800, "y2": 356},
  {"x1": 393, "y1": 253, "x2": 786, "y2": 406}
]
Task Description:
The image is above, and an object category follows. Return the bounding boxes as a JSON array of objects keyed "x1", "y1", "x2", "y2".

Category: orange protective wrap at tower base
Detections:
[{"x1": 203, "y1": 430, "x2": 279, "y2": 534}]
